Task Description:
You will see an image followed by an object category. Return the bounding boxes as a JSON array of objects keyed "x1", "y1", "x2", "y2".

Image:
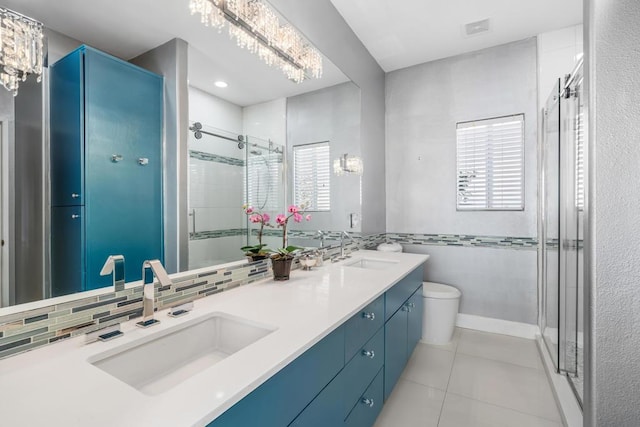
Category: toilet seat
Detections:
[{"x1": 422, "y1": 282, "x2": 461, "y2": 299}]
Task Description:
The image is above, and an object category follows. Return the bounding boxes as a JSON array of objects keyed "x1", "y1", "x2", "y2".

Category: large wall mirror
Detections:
[{"x1": 0, "y1": 0, "x2": 362, "y2": 310}]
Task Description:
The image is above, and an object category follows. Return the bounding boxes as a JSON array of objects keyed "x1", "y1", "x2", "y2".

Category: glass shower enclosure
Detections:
[{"x1": 541, "y1": 60, "x2": 585, "y2": 405}]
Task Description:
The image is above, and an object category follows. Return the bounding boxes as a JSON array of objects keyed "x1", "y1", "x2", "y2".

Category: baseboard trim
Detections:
[
  {"x1": 456, "y1": 313, "x2": 540, "y2": 339},
  {"x1": 536, "y1": 337, "x2": 583, "y2": 427}
]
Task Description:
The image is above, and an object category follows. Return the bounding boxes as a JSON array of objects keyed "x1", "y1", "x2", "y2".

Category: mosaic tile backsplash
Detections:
[
  {"x1": 0, "y1": 231, "x2": 536, "y2": 360},
  {"x1": 0, "y1": 260, "x2": 270, "y2": 360}
]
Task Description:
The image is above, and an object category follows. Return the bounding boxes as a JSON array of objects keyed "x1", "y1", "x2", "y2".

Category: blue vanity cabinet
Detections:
[
  {"x1": 209, "y1": 326, "x2": 346, "y2": 427},
  {"x1": 50, "y1": 45, "x2": 163, "y2": 294},
  {"x1": 208, "y1": 265, "x2": 424, "y2": 427},
  {"x1": 384, "y1": 266, "x2": 424, "y2": 401}
]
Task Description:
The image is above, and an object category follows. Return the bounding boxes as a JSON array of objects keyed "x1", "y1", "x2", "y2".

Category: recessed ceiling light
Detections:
[{"x1": 214, "y1": 81, "x2": 228, "y2": 88}]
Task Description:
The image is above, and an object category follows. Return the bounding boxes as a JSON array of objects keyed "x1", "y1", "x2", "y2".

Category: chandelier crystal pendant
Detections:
[
  {"x1": 189, "y1": 0, "x2": 323, "y2": 83},
  {"x1": 0, "y1": 7, "x2": 44, "y2": 96}
]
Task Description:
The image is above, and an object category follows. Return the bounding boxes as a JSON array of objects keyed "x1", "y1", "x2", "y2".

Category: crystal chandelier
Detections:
[
  {"x1": 0, "y1": 7, "x2": 44, "y2": 96},
  {"x1": 189, "y1": 0, "x2": 323, "y2": 83}
]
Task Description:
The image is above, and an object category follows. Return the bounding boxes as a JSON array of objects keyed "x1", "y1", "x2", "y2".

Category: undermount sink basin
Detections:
[
  {"x1": 89, "y1": 313, "x2": 277, "y2": 396},
  {"x1": 345, "y1": 258, "x2": 399, "y2": 270}
]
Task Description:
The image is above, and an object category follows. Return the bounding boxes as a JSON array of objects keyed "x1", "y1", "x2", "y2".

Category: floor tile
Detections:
[
  {"x1": 447, "y1": 353, "x2": 562, "y2": 422},
  {"x1": 456, "y1": 329, "x2": 543, "y2": 370},
  {"x1": 373, "y1": 380, "x2": 445, "y2": 427},
  {"x1": 421, "y1": 327, "x2": 461, "y2": 352},
  {"x1": 439, "y1": 393, "x2": 563, "y2": 427},
  {"x1": 401, "y1": 344, "x2": 455, "y2": 390}
]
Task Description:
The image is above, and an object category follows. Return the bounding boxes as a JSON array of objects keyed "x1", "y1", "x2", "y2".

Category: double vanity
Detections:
[{"x1": 0, "y1": 251, "x2": 428, "y2": 426}]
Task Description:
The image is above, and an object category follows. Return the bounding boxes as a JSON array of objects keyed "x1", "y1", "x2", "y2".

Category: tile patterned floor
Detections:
[{"x1": 374, "y1": 328, "x2": 564, "y2": 427}]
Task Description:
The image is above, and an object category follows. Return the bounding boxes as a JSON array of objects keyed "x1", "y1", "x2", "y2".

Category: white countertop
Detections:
[{"x1": 0, "y1": 250, "x2": 428, "y2": 427}]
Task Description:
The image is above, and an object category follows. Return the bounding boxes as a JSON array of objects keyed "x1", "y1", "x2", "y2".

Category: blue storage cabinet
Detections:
[
  {"x1": 50, "y1": 45, "x2": 163, "y2": 294},
  {"x1": 208, "y1": 264, "x2": 425, "y2": 427}
]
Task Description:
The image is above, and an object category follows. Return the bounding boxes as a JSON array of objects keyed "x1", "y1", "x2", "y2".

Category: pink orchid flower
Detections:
[
  {"x1": 249, "y1": 214, "x2": 261, "y2": 223},
  {"x1": 293, "y1": 213, "x2": 303, "y2": 223},
  {"x1": 288, "y1": 205, "x2": 299, "y2": 214},
  {"x1": 305, "y1": 214, "x2": 312, "y2": 221},
  {"x1": 262, "y1": 213, "x2": 270, "y2": 223},
  {"x1": 276, "y1": 214, "x2": 286, "y2": 225},
  {"x1": 245, "y1": 206, "x2": 254, "y2": 214}
]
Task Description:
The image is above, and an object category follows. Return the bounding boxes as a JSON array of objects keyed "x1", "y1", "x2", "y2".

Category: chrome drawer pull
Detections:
[
  {"x1": 362, "y1": 349, "x2": 375, "y2": 359},
  {"x1": 362, "y1": 312, "x2": 375, "y2": 321},
  {"x1": 71, "y1": 214, "x2": 80, "y2": 219},
  {"x1": 361, "y1": 397, "x2": 374, "y2": 408},
  {"x1": 408, "y1": 302, "x2": 416, "y2": 308},
  {"x1": 71, "y1": 193, "x2": 80, "y2": 199}
]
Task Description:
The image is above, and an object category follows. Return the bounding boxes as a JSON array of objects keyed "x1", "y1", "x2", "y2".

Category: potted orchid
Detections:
[
  {"x1": 241, "y1": 205, "x2": 272, "y2": 261},
  {"x1": 271, "y1": 204, "x2": 312, "y2": 280}
]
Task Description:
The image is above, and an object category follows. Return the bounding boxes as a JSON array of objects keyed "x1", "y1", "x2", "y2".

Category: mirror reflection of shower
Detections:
[
  {"x1": 187, "y1": 121, "x2": 285, "y2": 268},
  {"x1": 247, "y1": 139, "x2": 283, "y2": 211}
]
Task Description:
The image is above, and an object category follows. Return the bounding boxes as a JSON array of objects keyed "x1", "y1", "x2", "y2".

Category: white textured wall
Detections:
[
  {"x1": 188, "y1": 86, "x2": 243, "y2": 135},
  {"x1": 243, "y1": 98, "x2": 287, "y2": 146},
  {"x1": 586, "y1": 0, "x2": 640, "y2": 424},
  {"x1": 385, "y1": 39, "x2": 538, "y2": 324}
]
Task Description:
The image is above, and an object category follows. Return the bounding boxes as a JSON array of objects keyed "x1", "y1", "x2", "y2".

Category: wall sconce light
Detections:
[
  {"x1": 0, "y1": 7, "x2": 44, "y2": 96},
  {"x1": 333, "y1": 154, "x2": 363, "y2": 176}
]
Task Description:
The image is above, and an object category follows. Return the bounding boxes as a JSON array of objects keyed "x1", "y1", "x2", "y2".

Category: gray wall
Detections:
[
  {"x1": 268, "y1": 0, "x2": 386, "y2": 235},
  {"x1": 287, "y1": 82, "x2": 361, "y2": 232},
  {"x1": 131, "y1": 38, "x2": 190, "y2": 274},
  {"x1": 385, "y1": 39, "x2": 538, "y2": 324},
  {"x1": 585, "y1": 0, "x2": 640, "y2": 424}
]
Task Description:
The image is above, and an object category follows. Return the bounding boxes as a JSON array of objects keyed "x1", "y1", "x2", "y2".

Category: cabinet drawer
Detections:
[
  {"x1": 345, "y1": 367, "x2": 384, "y2": 427},
  {"x1": 385, "y1": 266, "x2": 423, "y2": 321},
  {"x1": 209, "y1": 326, "x2": 345, "y2": 427},
  {"x1": 289, "y1": 369, "x2": 345, "y2": 427},
  {"x1": 345, "y1": 295, "x2": 384, "y2": 362},
  {"x1": 343, "y1": 327, "x2": 384, "y2": 418}
]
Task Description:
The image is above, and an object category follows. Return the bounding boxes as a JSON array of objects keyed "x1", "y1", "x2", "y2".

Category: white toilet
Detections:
[{"x1": 421, "y1": 282, "x2": 461, "y2": 345}]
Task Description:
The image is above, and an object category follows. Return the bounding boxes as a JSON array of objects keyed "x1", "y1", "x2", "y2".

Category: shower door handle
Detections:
[{"x1": 189, "y1": 209, "x2": 196, "y2": 235}]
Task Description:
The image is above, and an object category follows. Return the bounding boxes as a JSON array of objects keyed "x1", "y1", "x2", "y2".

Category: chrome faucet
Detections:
[
  {"x1": 100, "y1": 255, "x2": 125, "y2": 292},
  {"x1": 315, "y1": 230, "x2": 326, "y2": 248},
  {"x1": 340, "y1": 231, "x2": 353, "y2": 259},
  {"x1": 137, "y1": 260, "x2": 172, "y2": 328}
]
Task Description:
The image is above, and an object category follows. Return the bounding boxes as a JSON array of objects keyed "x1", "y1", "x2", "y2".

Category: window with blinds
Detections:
[
  {"x1": 456, "y1": 114, "x2": 525, "y2": 210},
  {"x1": 293, "y1": 142, "x2": 330, "y2": 211}
]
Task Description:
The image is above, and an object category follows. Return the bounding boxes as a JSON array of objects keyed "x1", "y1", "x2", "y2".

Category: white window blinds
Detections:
[
  {"x1": 456, "y1": 114, "x2": 525, "y2": 210},
  {"x1": 293, "y1": 142, "x2": 330, "y2": 211}
]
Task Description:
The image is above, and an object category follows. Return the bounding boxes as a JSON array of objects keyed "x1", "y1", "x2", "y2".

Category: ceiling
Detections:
[
  {"x1": 330, "y1": 0, "x2": 583, "y2": 72},
  {"x1": 2, "y1": 0, "x2": 349, "y2": 106}
]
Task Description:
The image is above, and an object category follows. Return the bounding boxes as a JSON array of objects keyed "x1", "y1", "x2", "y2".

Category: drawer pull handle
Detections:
[
  {"x1": 71, "y1": 214, "x2": 80, "y2": 219},
  {"x1": 361, "y1": 397, "x2": 374, "y2": 408},
  {"x1": 362, "y1": 349, "x2": 375, "y2": 359},
  {"x1": 401, "y1": 305, "x2": 409, "y2": 312},
  {"x1": 71, "y1": 193, "x2": 80, "y2": 199},
  {"x1": 111, "y1": 154, "x2": 123, "y2": 163},
  {"x1": 408, "y1": 302, "x2": 416, "y2": 308},
  {"x1": 362, "y1": 312, "x2": 375, "y2": 321}
]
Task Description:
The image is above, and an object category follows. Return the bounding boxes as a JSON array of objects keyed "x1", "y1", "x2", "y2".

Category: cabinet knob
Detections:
[
  {"x1": 111, "y1": 154, "x2": 123, "y2": 163},
  {"x1": 71, "y1": 193, "x2": 80, "y2": 199},
  {"x1": 361, "y1": 397, "x2": 374, "y2": 408},
  {"x1": 362, "y1": 349, "x2": 375, "y2": 359},
  {"x1": 71, "y1": 214, "x2": 80, "y2": 219},
  {"x1": 138, "y1": 157, "x2": 149, "y2": 166},
  {"x1": 362, "y1": 312, "x2": 375, "y2": 321}
]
